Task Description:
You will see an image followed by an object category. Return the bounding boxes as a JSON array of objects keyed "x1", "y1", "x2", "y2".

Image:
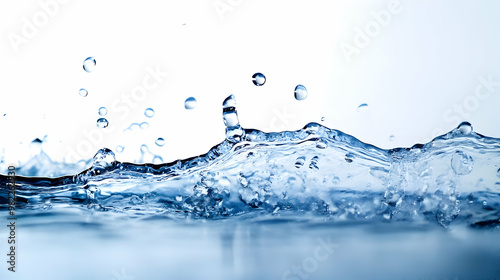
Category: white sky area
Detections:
[{"x1": 0, "y1": 0, "x2": 499, "y2": 166}]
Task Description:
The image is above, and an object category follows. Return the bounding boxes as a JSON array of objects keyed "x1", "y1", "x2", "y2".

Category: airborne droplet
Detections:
[
  {"x1": 252, "y1": 73, "x2": 266, "y2": 86},
  {"x1": 294, "y1": 85, "x2": 308, "y2": 101},
  {"x1": 79, "y1": 88, "x2": 88, "y2": 97},
  {"x1": 96, "y1": 118, "x2": 109, "y2": 128},
  {"x1": 83, "y1": 57, "x2": 96, "y2": 73},
  {"x1": 98, "y1": 107, "x2": 107, "y2": 116},
  {"x1": 184, "y1": 97, "x2": 197, "y2": 110},
  {"x1": 155, "y1": 137, "x2": 165, "y2": 147},
  {"x1": 357, "y1": 103, "x2": 369, "y2": 112},
  {"x1": 144, "y1": 108, "x2": 155, "y2": 118}
]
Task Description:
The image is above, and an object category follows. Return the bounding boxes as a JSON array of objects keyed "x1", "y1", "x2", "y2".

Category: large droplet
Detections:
[
  {"x1": 252, "y1": 73, "x2": 266, "y2": 86},
  {"x1": 357, "y1": 103, "x2": 369, "y2": 112},
  {"x1": 144, "y1": 108, "x2": 155, "y2": 118},
  {"x1": 184, "y1": 97, "x2": 197, "y2": 110},
  {"x1": 451, "y1": 151, "x2": 473, "y2": 175},
  {"x1": 98, "y1": 107, "x2": 107, "y2": 116},
  {"x1": 294, "y1": 85, "x2": 308, "y2": 101},
  {"x1": 155, "y1": 137, "x2": 165, "y2": 147},
  {"x1": 83, "y1": 57, "x2": 96, "y2": 73},
  {"x1": 92, "y1": 148, "x2": 116, "y2": 169},
  {"x1": 79, "y1": 88, "x2": 88, "y2": 97},
  {"x1": 222, "y1": 95, "x2": 244, "y2": 142},
  {"x1": 457, "y1": 121, "x2": 473, "y2": 135},
  {"x1": 96, "y1": 118, "x2": 109, "y2": 128}
]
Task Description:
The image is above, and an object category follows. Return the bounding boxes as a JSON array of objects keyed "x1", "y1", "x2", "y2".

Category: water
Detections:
[
  {"x1": 98, "y1": 107, "x2": 107, "y2": 116},
  {"x1": 184, "y1": 97, "x2": 197, "y2": 109},
  {"x1": 294, "y1": 84, "x2": 308, "y2": 100},
  {"x1": 79, "y1": 88, "x2": 88, "y2": 97},
  {"x1": 144, "y1": 108, "x2": 155, "y2": 118},
  {"x1": 252, "y1": 72, "x2": 266, "y2": 86},
  {"x1": 155, "y1": 137, "x2": 165, "y2": 147},
  {"x1": 1, "y1": 96, "x2": 500, "y2": 279},
  {"x1": 357, "y1": 103, "x2": 369, "y2": 112},
  {"x1": 82, "y1": 57, "x2": 96, "y2": 73},
  {"x1": 96, "y1": 118, "x2": 108, "y2": 128}
]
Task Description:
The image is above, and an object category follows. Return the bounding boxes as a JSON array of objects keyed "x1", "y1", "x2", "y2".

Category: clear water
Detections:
[
  {"x1": 1, "y1": 96, "x2": 500, "y2": 279},
  {"x1": 252, "y1": 72, "x2": 266, "y2": 86},
  {"x1": 294, "y1": 84, "x2": 308, "y2": 100},
  {"x1": 184, "y1": 97, "x2": 197, "y2": 110}
]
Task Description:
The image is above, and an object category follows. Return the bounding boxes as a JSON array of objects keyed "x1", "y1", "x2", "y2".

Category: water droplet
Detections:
[
  {"x1": 144, "y1": 108, "x2": 155, "y2": 118},
  {"x1": 357, "y1": 103, "x2": 369, "y2": 112},
  {"x1": 92, "y1": 148, "x2": 115, "y2": 168},
  {"x1": 309, "y1": 156, "x2": 319, "y2": 170},
  {"x1": 316, "y1": 139, "x2": 327, "y2": 149},
  {"x1": 116, "y1": 145, "x2": 124, "y2": 153},
  {"x1": 140, "y1": 122, "x2": 149, "y2": 129},
  {"x1": 252, "y1": 73, "x2": 266, "y2": 86},
  {"x1": 79, "y1": 88, "x2": 88, "y2": 97},
  {"x1": 457, "y1": 121, "x2": 473, "y2": 135},
  {"x1": 451, "y1": 151, "x2": 473, "y2": 175},
  {"x1": 96, "y1": 118, "x2": 109, "y2": 128},
  {"x1": 140, "y1": 144, "x2": 149, "y2": 153},
  {"x1": 294, "y1": 85, "x2": 308, "y2": 101},
  {"x1": 222, "y1": 95, "x2": 244, "y2": 142},
  {"x1": 497, "y1": 168, "x2": 500, "y2": 178},
  {"x1": 184, "y1": 97, "x2": 197, "y2": 110},
  {"x1": 98, "y1": 107, "x2": 107, "y2": 116},
  {"x1": 321, "y1": 117, "x2": 325, "y2": 122},
  {"x1": 295, "y1": 156, "x2": 305, "y2": 168},
  {"x1": 345, "y1": 153, "x2": 354, "y2": 163},
  {"x1": 152, "y1": 155, "x2": 163, "y2": 164},
  {"x1": 389, "y1": 135, "x2": 395, "y2": 141},
  {"x1": 83, "y1": 57, "x2": 96, "y2": 73},
  {"x1": 155, "y1": 137, "x2": 165, "y2": 147}
]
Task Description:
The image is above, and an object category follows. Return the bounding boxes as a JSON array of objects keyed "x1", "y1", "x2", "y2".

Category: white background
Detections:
[{"x1": 1, "y1": 0, "x2": 500, "y2": 166}]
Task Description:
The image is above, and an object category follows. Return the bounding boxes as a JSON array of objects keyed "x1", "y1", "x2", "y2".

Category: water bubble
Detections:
[
  {"x1": 451, "y1": 151, "x2": 473, "y2": 175},
  {"x1": 96, "y1": 118, "x2": 109, "y2": 128},
  {"x1": 345, "y1": 153, "x2": 354, "y2": 163},
  {"x1": 140, "y1": 122, "x2": 149, "y2": 129},
  {"x1": 295, "y1": 156, "x2": 306, "y2": 168},
  {"x1": 79, "y1": 88, "x2": 88, "y2": 97},
  {"x1": 252, "y1": 73, "x2": 266, "y2": 86},
  {"x1": 140, "y1": 144, "x2": 149, "y2": 153},
  {"x1": 184, "y1": 97, "x2": 197, "y2": 110},
  {"x1": 222, "y1": 95, "x2": 244, "y2": 142},
  {"x1": 98, "y1": 107, "x2": 107, "y2": 116},
  {"x1": 457, "y1": 121, "x2": 473, "y2": 135},
  {"x1": 144, "y1": 108, "x2": 155, "y2": 118},
  {"x1": 294, "y1": 85, "x2": 308, "y2": 101},
  {"x1": 83, "y1": 57, "x2": 96, "y2": 73},
  {"x1": 309, "y1": 156, "x2": 319, "y2": 170},
  {"x1": 152, "y1": 155, "x2": 163, "y2": 164},
  {"x1": 389, "y1": 135, "x2": 395, "y2": 141},
  {"x1": 116, "y1": 145, "x2": 124, "y2": 153},
  {"x1": 155, "y1": 137, "x2": 165, "y2": 147},
  {"x1": 92, "y1": 148, "x2": 116, "y2": 168},
  {"x1": 357, "y1": 103, "x2": 369, "y2": 112},
  {"x1": 321, "y1": 117, "x2": 325, "y2": 122}
]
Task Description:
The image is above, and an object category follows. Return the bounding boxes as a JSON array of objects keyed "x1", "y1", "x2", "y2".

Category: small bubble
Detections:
[
  {"x1": 144, "y1": 108, "x2": 155, "y2": 118},
  {"x1": 83, "y1": 57, "x2": 96, "y2": 73},
  {"x1": 140, "y1": 122, "x2": 149, "y2": 129},
  {"x1": 96, "y1": 118, "x2": 109, "y2": 128},
  {"x1": 451, "y1": 151, "x2": 473, "y2": 175},
  {"x1": 155, "y1": 137, "x2": 165, "y2": 147},
  {"x1": 357, "y1": 103, "x2": 369, "y2": 112},
  {"x1": 98, "y1": 107, "x2": 107, "y2": 116},
  {"x1": 184, "y1": 97, "x2": 197, "y2": 109},
  {"x1": 79, "y1": 88, "x2": 88, "y2": 97},
  {"x1": 389, "y1": 135, "x2": 395, "y2": 141},
  {"x1": 116, "y1": 145, "x2": 124, "y2": 153},
  {"x1": 252, "y1": 73, "x2": 266, "y2": 86},
  {"x1": 457, "y1": 121, "x2": 473, "y2": 135},
  {"x1": 152, "y1": 155, "x2": 163, "y2": 164},
  {"x1": 294, "y1": 85, "x2": 308, "y2": 101},
  {"x1": 321, "y1": 117, "x2": 325, "y2": 122},
  {"x1": 345, "y1": 153, "x2": 354, "y2": 163},
  {"x1": 295, "y1": 156, "x2": 306, "y2": 168}
]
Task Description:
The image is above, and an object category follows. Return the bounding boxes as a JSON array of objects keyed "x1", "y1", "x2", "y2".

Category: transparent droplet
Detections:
[
  {"x1": 96, "y1": 118, "x2": 109, "y2": 128},
  {"x1": 222, "y1": 95, "x2": 244, "y2": 142},
  {"x1": 294, "y1": 85, "x2": 308, "y2": 101},
  {"x1": 83, "y1": 57, "x2": 96, "y2": 73},
  {"x1": 116, "y1": 145, "x2": 124, "y2": 153},
  {"x1": 140, "y1": 144, "x2": 149, "y2": 153},
  {"x1": 79, "y1": 88, "x2": 88, "y2": 97},
  {"x1": 144, "y1": 108, "x2": 155, "y2": 118},
  {"x1": 92, "y1": 148, "x2": 116, "y2": 168},
  {"x1": 345, "y1": 153, "x2": 354, "y2": 163},
  {"x1": 457, "y1": 121, "x2": 473, "y2": 135},
  {"x1": 98, "y1": 107, "x2": 107, "y2": 116},
  {"x1": 389, "y1": 135, "x2": 395, "y2": 141},
  {"x1": 184, "y1": 97, "x2": 197, "y2": 110},
  {"x1": 357, "y1": 103, "x2": 369, "y2": 112},
  {"x1": 451, "y1": 151, "x2": 473, "y2": 175},
  {"x1": 152, "y1": 155, "x2": 163, "y2": 164},
  {"x1": 155, "y1": 137, "x2": 165, "y2": 147},
  {"x1": 295, "y1": 156, "x2": 305, "y2": 168},
  {"x1": 321, "y1": 117, "x2": 325, "y2": 122},
  {"x1": 252, "y1": 73, "x2": 266, "y2": 86},
  {"x1": 140, "y1": 122, "x2": 149, "y2": 129}
]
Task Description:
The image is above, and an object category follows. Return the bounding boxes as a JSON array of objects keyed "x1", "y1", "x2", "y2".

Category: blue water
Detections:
[{"x1": 1, "y1": 96, "x2": 500, "y2": 279}]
